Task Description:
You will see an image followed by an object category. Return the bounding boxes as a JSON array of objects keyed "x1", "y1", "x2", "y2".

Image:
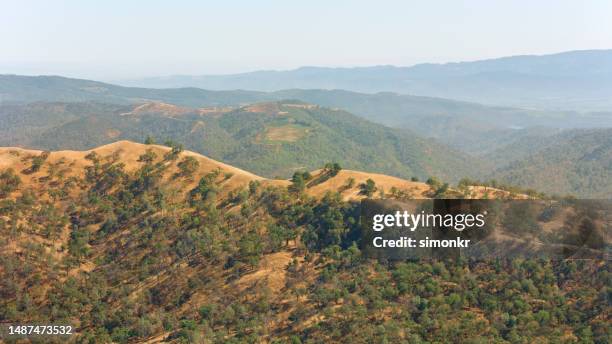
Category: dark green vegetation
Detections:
[
  {"x1": 271, "y1": 90, "x2": 612, "y2": 155},
  {"x1": 0, "y1": 74, "x2": 267, "y2": 106},
  {"x1": 487, "y1": 129, "x2": 612, "y2": 198},
  {"x1": 0, "y1": 102, "x2": 127, "y2": 147},
  {"x1": 121, "y1": 50, "x2": 612, "y2": 111},
  {"x1": 0, "y1": 148, "x2": 609, "y2": 343},
  {"x1": 0, "y1": 101, "x2": 481, "y2": 183}
]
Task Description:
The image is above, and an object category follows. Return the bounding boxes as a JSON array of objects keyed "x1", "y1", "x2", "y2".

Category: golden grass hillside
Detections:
[
  {"x1": 0, "y1": 141, "x2": 267, "y2": 197},
  {"x1": 0, "y1": 141, "x2": 606, "y2": 344},
  {"x1": 0, "y1": 141, "x2": 437, "y2": 200},
  {"x1": 0, "y1": 140, "x2": 527, "y2": 203}
]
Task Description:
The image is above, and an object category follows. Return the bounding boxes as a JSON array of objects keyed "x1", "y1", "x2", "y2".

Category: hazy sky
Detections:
[{"x1": 1, "y1": 0, "x2": 611, "y2": 80}]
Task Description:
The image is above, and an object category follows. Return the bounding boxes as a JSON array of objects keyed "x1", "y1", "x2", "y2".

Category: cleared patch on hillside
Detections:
[
  {"x1": 284, "y1": 103, "x2": 318, "y2": 109},
  {"x1": 120, "y1": 102, "x2": 192, "y2": 117},
  {"x1": 190, "y1": 120, "x2": 206, "y2": 133},
  {"x1": 264, "y1": 125, "x2": 309, "y2": 142},
  {"x1": 197, "y1": 106, "x2": 234, "y2": 115},
  {"x1": 234, "y1": 251, "x2": 294, "y2": 295},
  {"x1": 244, "y1": 102, "x2": 281, "y2": 114},
  {"x1": 105, "y1": 128, "x2": 121, "y2": 139}
]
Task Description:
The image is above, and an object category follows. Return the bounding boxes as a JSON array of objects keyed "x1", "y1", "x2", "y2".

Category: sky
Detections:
[{"x1": 1, "y1": 0, "x2": 611, "y2": 80}]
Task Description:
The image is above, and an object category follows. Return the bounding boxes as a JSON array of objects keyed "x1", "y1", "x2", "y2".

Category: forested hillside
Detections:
[
  {"x1": 0, "y1": 75, "x2": 268, "y2": 106},
  {"x1": 0, "y1": 101, "x2": 482, "y2": 183},
  {"x1": 3, "y1": 74, "x2": 610, "y2": 155},
  {"x1": 488, "y1": 129, "x2": 612, "y2": 198},
  {"x1": 272, "y1": 90, "x2": 612, "y2": 154},
  {"x1": 0, "y1": 142, "x2": 609, "y2": 343}
]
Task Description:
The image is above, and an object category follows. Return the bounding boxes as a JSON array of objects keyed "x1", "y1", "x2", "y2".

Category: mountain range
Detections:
[{"x1": 118, "y1": 50, "x2": 612, "y2": 111}]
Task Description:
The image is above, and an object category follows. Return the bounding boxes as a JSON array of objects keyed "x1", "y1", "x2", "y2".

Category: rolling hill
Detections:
[
  {"x1": 0, "y1": 141, "x2": 436, "y2": 201},
  {"x1": 2, "y1": 74, "x2": 610, "y2": 155},
  {"x1": 1, "y1": 75, "x2": 610, "y2": 197},
  {"x1": 0, "y1": 101, "x2": 483, "y2": 183},
  {"x1": 271, "y1": 90, "x2": 612, "y2": 154},
  {"x1": 488, "y1": 128, "x2": 612, "y2": 198},
  {"x1": 0, "y1": 74, "x2": 268, "y2": 107},
  {"x1": 0, "y1": 141, "x2": 608, "y2": 343}
]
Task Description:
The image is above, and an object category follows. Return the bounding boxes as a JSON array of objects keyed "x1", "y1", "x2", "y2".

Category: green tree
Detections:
[
  {"x1": 238, "y1": 231, "x2": 263, "y2": 267},
  {"x1": 176, "y1": 156, "x2": 200, "y2": 179},
  {"x1": 426, "y1": 176, "x2": 442, "y2": 189},
  {"x1": 0, "y1": 169, "x2": 21, "y2": 198},
  {"x1": 27, "y1": 151, "x2": 50, "y2": 173},
  {"x1": 324, "y1": 162, "x2": 342, "y2": 176},
  {"x1": 360, "y1": 179, "x2": 377, "y2": 197},
  {"x1": 290, "y1": 171, "x2": 306, "y2": 193}
]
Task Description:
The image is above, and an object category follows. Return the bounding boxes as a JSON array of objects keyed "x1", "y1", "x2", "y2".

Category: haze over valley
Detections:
[{"x1": 119, "y1": 50, "x2": 612, "y2": 111}]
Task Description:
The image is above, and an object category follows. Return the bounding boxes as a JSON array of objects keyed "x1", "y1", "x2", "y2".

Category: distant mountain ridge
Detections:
[
  {"x1": 117, "y1": 50, "x2": 612, "y2": 111},
  {"x1": 0, "y1": 74, "x2": 269, "y2": 106}
]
